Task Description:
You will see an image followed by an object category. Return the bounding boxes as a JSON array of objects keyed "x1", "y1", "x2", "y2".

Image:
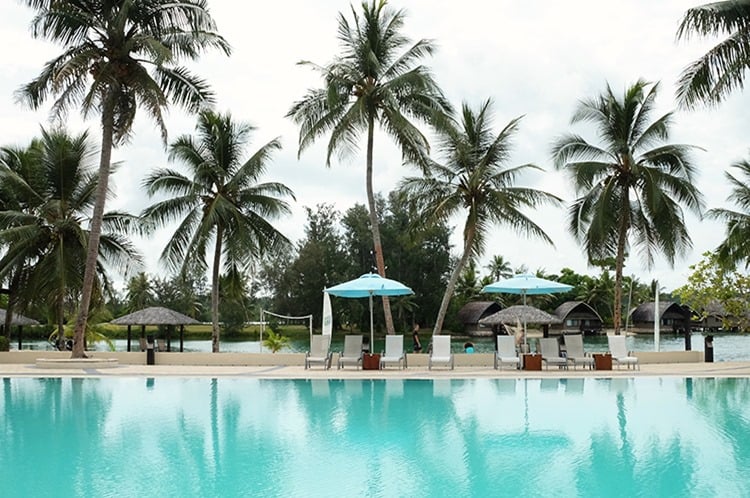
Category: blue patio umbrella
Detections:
[
  {"x1": 325, "y1": 273, "x2": 414, "y2": 348},
  {"x1": 482, "y1": 273, "x2": 573, "y2": 346}
]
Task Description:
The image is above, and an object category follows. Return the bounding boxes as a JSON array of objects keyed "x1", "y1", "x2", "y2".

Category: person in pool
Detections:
[{"x1": 464, "y1": 341, "x2": 475, "y2": 353}]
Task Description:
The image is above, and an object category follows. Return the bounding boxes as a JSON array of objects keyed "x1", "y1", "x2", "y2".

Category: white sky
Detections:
[{"x1": 1, "y1": 0, "x2": 748, "y2": 293}]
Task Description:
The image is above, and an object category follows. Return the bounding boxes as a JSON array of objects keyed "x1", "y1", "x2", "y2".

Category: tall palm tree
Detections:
[
  {"x1": 552, "y1": 80, "x2": 705, "y2": 334},
  {"x1": 287, "y1": 0, "x2": 450, "y2": 335},
  {"x1": 0, "y1": 129, "x2": 141, "y2": 346},
  {"x1": 18, "y1": 0, "x2": 230, "y2": 357},
  {"x1": 676, "y1": 1, "x2": 750, "y2": 108},
  {"x1": 141, "y1": 110, "x2": 294, "y2": 352},
  {"x1": 125, "y1": 272, "x2": 155, "y2": 312},
  {"x1": 707, "y1": 157, "x2": 750, "y2": 267},
  {"x1": 400, "y1": 99, "x2": 560, "y2": 335}
]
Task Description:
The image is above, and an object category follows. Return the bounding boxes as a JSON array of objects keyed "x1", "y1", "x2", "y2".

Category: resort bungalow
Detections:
[
  {"x1": 550, "y1": 301, "x2": 604, "y2": 336},
  {"x1": 692, "y1": 300, "x2": 749, "y2": 332},
  {"x1": 457, "y1": 301, "x2": 502, "y2": 336},
  {"x1": 627, "y1": 301, "x2": 691, "y2": 334}
]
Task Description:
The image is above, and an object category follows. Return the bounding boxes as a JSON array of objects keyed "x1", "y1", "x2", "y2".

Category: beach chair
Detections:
[
  {"x1": 305, "y1": 335, "x2": 332, "y2": 370},
  {"x1": 563, "y1": 334, "x2": 594, "y2": 370},
  {"x1": 380, "y1": 335, "x2": 406, "y2": 370},
  {"x1": 157, "y1": 339, "x2": 168, "y2": 352},
  {"x1": 139, "y1": 337, "x2": 148, "y2": 352},
  {"x1": 338, "y1": 334, "x2": 363, "y2": 370},
  {"x1": 429, "y1": 335, "x2": 454, "y2": 370},
  {"x1": 608, "y1": 335, "x2": 640, "y2": 370},
  {"x1": 539, "y1": 338, "x2": 569, "y2": 370},
  {"x1": 495, "y1": 335, "x2": 520, "y2": 370}
]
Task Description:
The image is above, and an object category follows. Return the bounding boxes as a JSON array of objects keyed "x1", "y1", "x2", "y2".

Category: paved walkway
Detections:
[{"x1": 2, "y1": 361, "x2": 749, "y2": 379}]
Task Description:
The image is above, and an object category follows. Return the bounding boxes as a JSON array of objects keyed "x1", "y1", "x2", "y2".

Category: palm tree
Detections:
[
  {"x1": 676, "y1": 1, "x2": 750, "y2": 108},
  {"x1": 141, "y1": 110, "x2": 294, "y2": 352},
  {"x1": 287, "y1": 0, "x2": 450, "y2": 335},
  {"x1": 707, "y1": 157, "x2": 750, "y2": 267},
  {"x1": 0, "y1": 129, "x2": 141, "y2": 346},
  {"x1": 18, "y1": 0, "x2": 230, "y2": 357},
  {"x1": 485, "y1": 254, "x2": 514, "y2": 281},
  {"x1": 125, "y1": 272, "x2": 155, "y2": 312},
  {"x1": 401, "y1": 99, "x2": 560, "y2": 335},
  {"x1": 552, "y1": 80, "x2": 705, "y2": 334}
]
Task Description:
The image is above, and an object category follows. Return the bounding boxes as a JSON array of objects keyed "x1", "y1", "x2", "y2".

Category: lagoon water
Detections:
[
  {"x1": 20, "y1": 332, "x2": 750, "y2": 362},
  {"x1": 1, "y1": 377, "x2": 748, "y2": 497}
]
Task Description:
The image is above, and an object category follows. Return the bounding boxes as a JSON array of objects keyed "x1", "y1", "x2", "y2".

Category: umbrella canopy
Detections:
[
  {"x1": 479, "y1": 305, "x2": 562, "y2": 326},
  {"x1": 325, "y1": 273, "x2": 414, "y2": 347},
  {"x1": 482, "y1": 274, "x2": 572, "y2": 346}
]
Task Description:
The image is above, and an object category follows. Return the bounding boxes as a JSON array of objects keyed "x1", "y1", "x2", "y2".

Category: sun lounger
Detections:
[
  {"x1": 563, "y1": 334, "x2": 594, "y2": 370},
  {"x1": 429, "y1": 335, "x2": 454, "y2": 370},
  {"x1": 495, "y1": 335, "x2": 520, "y2": 370},
  {"x1": 539, "y1": 338, "x2": 569, "y2": 370},
  {"x1": 139, "y1": 337, "x2": 147, "y2": 352},
  {"x1": 305, "y1": 335, "x2": 332, "y2": 369},
  {"x1": 608, "y1": 335, "x2": 640, "y2": 370},
  {"x1": 157, "y1": 339, "x2": 168, "y2": 352},
  {"x1": 380, "y1": 335, "x2": 406, "y2": 369},
  {"x1": 338, "y1": 334, "x2": 363, "y2": 369}
]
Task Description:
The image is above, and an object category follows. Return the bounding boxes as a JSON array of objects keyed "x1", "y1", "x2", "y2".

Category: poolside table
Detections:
[
  {"x1": 522, "y1": 353, "x2": 542, "y2": 371},
  {"x1": 593, "y1": 353, "x2": 612, "y2": 370},
  {"x1": 362, "y1": 353, "x2": 381, "y2": 370}
]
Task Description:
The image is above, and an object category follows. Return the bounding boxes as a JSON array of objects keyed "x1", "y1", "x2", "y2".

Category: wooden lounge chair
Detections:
[
  {"x1": 539, "y1": 338, "x2": 569, "y2": 370},
  {"x1": 380, "y1": 335, "x2": 406, "y2": 370},
  {"x1": 338, "y1": 334, "x2": 363, "y2": 370},
  {"x1": 495, "y1": 335, "x2": 520, "y2": 370},
  {"x1": 608, "y1": 335, "x2": 640, "y2": 370},
  {"x1": 429, "y1": 335, "x2": 454, "y2": 370},
  {"x1": 305, "y1": 335, "x2": 332, "y2": 369},
  {"x1": 157, "y1": 339, "x2": 168, "y2": 352},
  {"x1": 139, "y1": 337, "x2": 148, "y2": 352},
  {"x1": 563, "y1": 334, "x2": 594, "y2": 370}
]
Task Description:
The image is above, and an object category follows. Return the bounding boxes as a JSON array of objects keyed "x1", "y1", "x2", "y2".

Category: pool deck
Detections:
[{"x1": 1, "y1": 361, "x2": 749, "y2": 378}]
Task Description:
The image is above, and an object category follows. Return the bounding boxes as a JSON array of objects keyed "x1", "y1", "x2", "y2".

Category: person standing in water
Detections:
[{"x1": 412, "y1": 324, "x2": 422, "y2": 353}]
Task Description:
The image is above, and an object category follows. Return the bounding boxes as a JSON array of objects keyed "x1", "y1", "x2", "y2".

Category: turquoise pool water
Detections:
[{"x1": 2, "y1": 377, "x2": 748, "y2": 497}]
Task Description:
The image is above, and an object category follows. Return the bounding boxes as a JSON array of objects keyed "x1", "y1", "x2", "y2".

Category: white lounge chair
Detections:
[
  {"x1": 338, "y1": 334, "x2": 363, "y2": 370},
  {"x1": 539, "y1": 338, "x2": 569, "y2": 370},
  {"x1": 608, "y1": 335, "x2": 640, "y2": 370},
  {"x1": 380, "y1": 335, "x2": 406, "y2": 370},
  {"x1": 305, "y1": 335, "x2": 332, "y2": 370},
  {"x1": 495, "y1": 335, "x2": 520, "y2": 370},
  {"x1": 429, "y1": 335, "x2": 454, "y2": 370},
  {"x1": 563, "y1": 334, "x2": 594, "y2": 370}
]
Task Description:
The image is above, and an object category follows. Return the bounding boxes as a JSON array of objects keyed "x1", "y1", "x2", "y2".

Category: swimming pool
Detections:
[{"x1": 2, "y1": 377, "x2": 748, "y2": 497}]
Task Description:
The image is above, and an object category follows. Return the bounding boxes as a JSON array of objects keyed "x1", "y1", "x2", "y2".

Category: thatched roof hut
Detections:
[
  {"x1": 550, "y1": 301, "x2": 603, "y2": 335},
  {"x1": 0, "y1": 308, "x2": 40, "y2": 326},
  {"x1": 111, "y1": 307, "x2": 199, "y2": 352},
  {"x1": 628, "y1": 301, "x2": 691, "y2": 333},
  {"x1": 479, "y1": 305, "x2": 562, "y2": 326},
  {"x1": 457, "y1": 301, "x2": 502, "y2": 335}
]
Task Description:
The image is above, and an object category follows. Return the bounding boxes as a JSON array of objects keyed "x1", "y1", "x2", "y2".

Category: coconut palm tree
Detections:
[
  {"x1": 400, "y1": 99, "x2": 560, "y2": 335},
  {"x1": 18, "y1": 0, "x2": 230, "y2": 357},
  {"x1": 707, "y1": 157, "x2": 750, "y2": 267},
  {"x1": 485, "y1": 254, "x2": 514, "y2": 281},
  {"x1": 0, "y1": 129, "x2": 141, "y2": 346},
  {"x1": 676, "y1": 1, "x2": 750, "y2": 108},
  {"x1": 287, "y1": 0, "x2": 450, "y2": 335},
  {"x1": 552, "y1": 80, "x2": 705, "y2": 334},
  {"x1": 141, "y1": 110, "x2": 294, "y2": 352}
]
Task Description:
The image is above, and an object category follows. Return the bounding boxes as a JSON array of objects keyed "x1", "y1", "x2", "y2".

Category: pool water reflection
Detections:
[{"x1": 1, "y1": 377, "x2": 748, "y2": 497}]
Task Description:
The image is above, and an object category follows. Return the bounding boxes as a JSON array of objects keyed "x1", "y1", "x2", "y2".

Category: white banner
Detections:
[{"x1": 322, "y1": 292, "x2": 333, "y2": 335}]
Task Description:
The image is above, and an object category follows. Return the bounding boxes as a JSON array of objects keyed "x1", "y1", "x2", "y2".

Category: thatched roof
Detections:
[
  {"x1": 110, "y1": 307, "x2": 199, "y2": 326},
  {"x1": 457, "y1": 301, "x2": 502, "y2": 324},
  {"x1": 629, "y1": 301, "x2": 690, "y2": 322},
  {"x1": 0, "y1": 308, "x2": 40, "y2": 326},
  {"x1": 554, "y1": 301, "x2": 603, "y2": 321},
  {"x1": 479, "y1": 305, "x2": 562, "y2": 325}
]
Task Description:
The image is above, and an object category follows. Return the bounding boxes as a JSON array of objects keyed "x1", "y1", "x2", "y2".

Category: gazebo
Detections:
[
  {"x1": 110, "y1": 306, "x2": 199, "y2": 352},
  {"x1": 479, "y1": 305, "x2": 562, "y2": 343},
  {"x1": 0, "y1": 308, "x2": 41, "y2": 350}
]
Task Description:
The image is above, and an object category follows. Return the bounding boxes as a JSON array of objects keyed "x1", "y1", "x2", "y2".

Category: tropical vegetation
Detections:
[
  {"x1": 552, "y1": 80, "x2": 705, "y2": 334},
  {"x1": 18, "y1": 0, "x2": 230, "y2": 357},
  {"x1": 287, "y1": 0, "x2": 450, "y2": 335},
  {"x1": 141, "y1": 110, "x2": 294, "y2": 352},
  {"x1": 707, "y1": 157, "x2": 750, "y2": 268},
  {"x1": 400, "y1": 99, "x2": 560, "y2": 335}
]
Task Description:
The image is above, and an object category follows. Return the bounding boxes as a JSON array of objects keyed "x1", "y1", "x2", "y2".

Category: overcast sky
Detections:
[{"x1": 1, "y1": 0, "x2": 749, "y2": 293}]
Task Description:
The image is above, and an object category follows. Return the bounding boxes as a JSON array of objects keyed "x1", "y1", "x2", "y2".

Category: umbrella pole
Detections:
[
  {"x1": 523, "y1": 292, "x2": 528, "y2": 349},
  {"x1": 369, "y1": 294, "x2": 374, "y2": 352}
]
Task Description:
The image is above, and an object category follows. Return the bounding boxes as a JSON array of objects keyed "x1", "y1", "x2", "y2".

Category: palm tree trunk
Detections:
[
  {"x1": 613, "y1": 208, "x2": 630, "y2": 335},
  {"x1": 71, "y1": 95, "x2": 115, "y2": 358},
  {"x1": 57, "y1": 294, "x2": 65, "y2": 350},
  {"x1": 211, "y1": 226, "x2": 223, "y2": 353},
  {"x1": 433, "y1": 225, "x2": 476, "y2": 336},
  {"x1": 365, "y1": 115, "x2": 395, "y2": 335}
]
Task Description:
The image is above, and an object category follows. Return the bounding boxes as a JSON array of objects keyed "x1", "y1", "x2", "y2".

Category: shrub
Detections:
[{"x1": 0, "y1": 335, "x2": 9, "y2": 352}]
